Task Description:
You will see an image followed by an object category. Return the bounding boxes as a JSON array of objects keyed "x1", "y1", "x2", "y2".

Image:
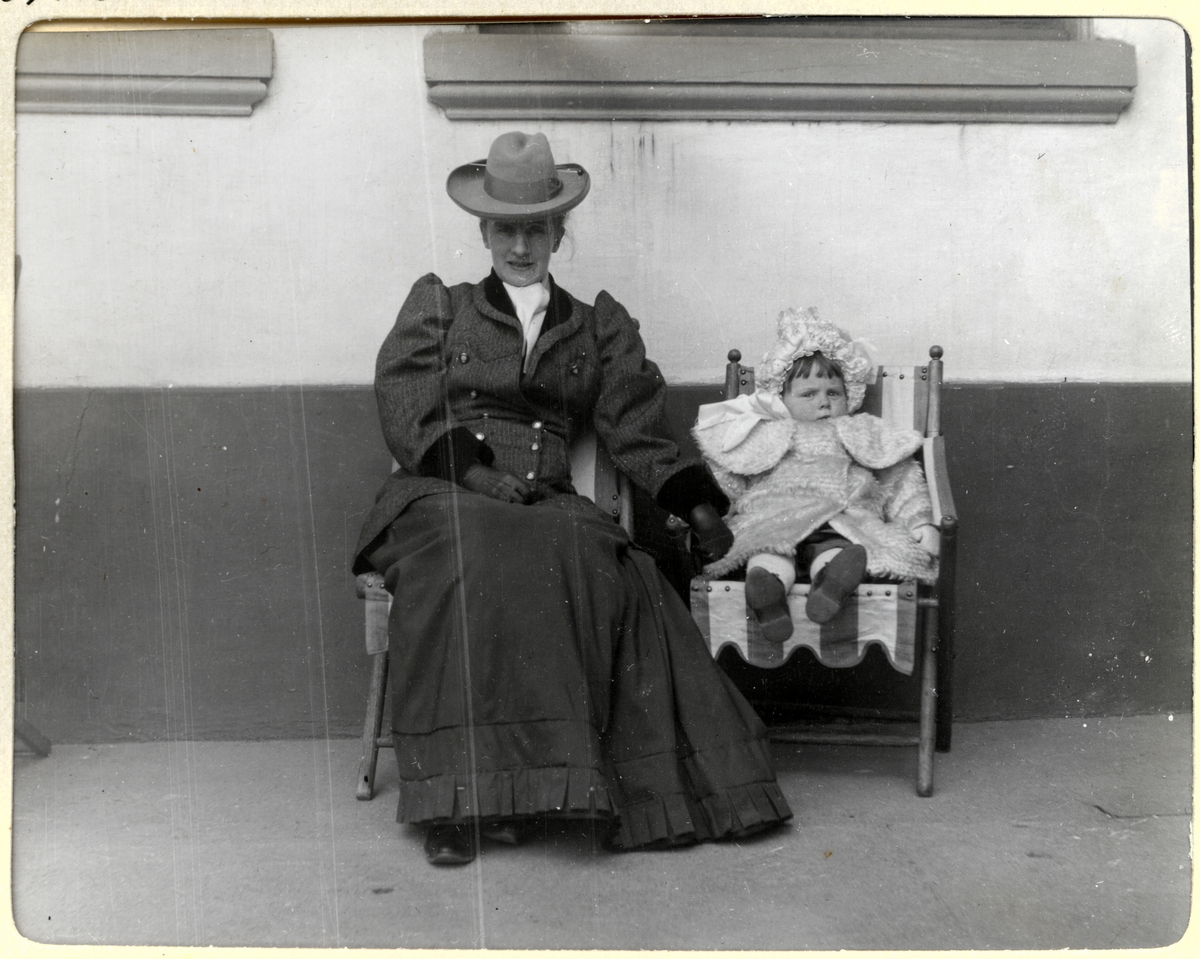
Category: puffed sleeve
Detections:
[
  {"x1": 876, "y1": 458, "x2": 936, "y2": 531},
  {"x1": 589, "y1": 291, "x2": 727, "y2": 517},
  {"x1": 374, "y1": 274, "x2": 494, "y2": 480},
  {"x1": 835, "y1": 413, "x2": 923, "y2": 469},
  {"x1": 837, "y1": 414, "x2": 933, "y2": 531},
  {"x1": 692, "y1": 413, "x2": 793, "y2": 479}
]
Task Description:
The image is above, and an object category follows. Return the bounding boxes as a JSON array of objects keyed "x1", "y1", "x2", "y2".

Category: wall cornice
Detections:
[
  {"x1": 16, "y1": 29, "x2": 274, "y2": 116},
  {"x1": 425, "y1": 34, "x2": 1137, "y2": 123}
]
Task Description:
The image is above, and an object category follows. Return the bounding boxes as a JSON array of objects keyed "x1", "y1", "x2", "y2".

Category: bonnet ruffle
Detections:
[{"x1": 757, "y1": 307, "x2": 877, "y2": 413}]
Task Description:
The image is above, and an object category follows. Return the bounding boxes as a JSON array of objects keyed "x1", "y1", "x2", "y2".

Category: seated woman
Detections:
[{"x1": 353, "y1": 131, "x2": 792, "y2": 865}]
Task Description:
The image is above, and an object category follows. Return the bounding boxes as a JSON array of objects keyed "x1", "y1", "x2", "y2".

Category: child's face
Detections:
[{"x1": 783, "y1": 368, "x2": 849, "y2": 421}]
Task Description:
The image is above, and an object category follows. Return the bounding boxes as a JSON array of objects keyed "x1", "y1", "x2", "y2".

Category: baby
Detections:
[{"x1": 693, "y1": 307, "x2": 939, "y2": 643}]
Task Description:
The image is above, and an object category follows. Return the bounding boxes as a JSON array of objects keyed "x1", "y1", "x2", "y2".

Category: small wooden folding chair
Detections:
[{"x1": 690, "y1": 347, "x2": 958, "y2": 796}]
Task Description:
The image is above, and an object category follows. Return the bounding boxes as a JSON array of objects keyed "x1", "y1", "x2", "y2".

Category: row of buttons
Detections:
[
  {"x1": 473, "y1": 409, "x2": 491, "y2": 443},
  {"x1": 469, "y1": 407, "x2": 544, "y2": 482},
  {"x1": 528, "y1": 421, "x2": 543, "y2": 479}
]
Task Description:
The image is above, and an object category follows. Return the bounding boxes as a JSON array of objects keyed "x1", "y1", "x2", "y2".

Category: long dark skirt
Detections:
[{"x1": 366, "y1": 489, "x2": 792, "y2": 849}]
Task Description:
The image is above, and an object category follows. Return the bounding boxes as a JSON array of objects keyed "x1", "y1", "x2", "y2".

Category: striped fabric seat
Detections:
[{"x1": 692, "y1": 578, "x2": 919, "y2": 675}]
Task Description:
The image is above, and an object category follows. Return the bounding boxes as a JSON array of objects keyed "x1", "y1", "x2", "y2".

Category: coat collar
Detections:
[
  {"x1": 481, "y1": 269, "x2": 573, "y2": 330},
  {"x1": 477, "y1": 271, "x2": 580, "y2": 373}
]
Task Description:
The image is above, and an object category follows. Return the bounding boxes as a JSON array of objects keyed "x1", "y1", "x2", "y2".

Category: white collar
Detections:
[
  {"x1": 502, "y1": 280, "x2": 551, "y2": 373},
  {"x1": 502, "y1": 280, "x2": 551, "y2": 326}
]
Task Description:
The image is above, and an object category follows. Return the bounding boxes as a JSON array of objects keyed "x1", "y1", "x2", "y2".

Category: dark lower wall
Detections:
[
  {"x1": 14, "y1": 383, "x2": 1192, "y2": 743},
  {"x1": 15, "y1": 387, "x2": 388, "y2": 743},
  {"x1": 940, "y1": 382, "x2": 1193, "y2": 720}
]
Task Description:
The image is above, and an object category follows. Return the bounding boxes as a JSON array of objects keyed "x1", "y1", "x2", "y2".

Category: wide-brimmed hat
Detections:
[{"x1": 446, "y1": 131, "x2": 590, "y2": 221}]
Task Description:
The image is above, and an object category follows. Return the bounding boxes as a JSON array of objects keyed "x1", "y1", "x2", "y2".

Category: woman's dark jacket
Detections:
[{"x1": 353, "y1": 271, "x2": 725, "y2": 573}]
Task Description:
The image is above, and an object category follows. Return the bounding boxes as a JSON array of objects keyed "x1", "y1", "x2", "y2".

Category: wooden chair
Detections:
[
  {"x1": 353, "y1": 434, "x2": 633, "y2": 800},
  {"x1": 690, "y1": 347, "x2": 958, "y2": 796}
]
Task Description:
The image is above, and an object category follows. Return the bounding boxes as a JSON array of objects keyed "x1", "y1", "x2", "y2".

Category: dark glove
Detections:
[
  {"x1": 688, "y1": 502, "x2": 734, "y2": 563},
  {"x1": 460, "y1": 463, "x2": 533, "y2": 504}
]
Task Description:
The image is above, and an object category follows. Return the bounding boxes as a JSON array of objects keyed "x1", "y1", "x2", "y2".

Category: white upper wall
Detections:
[{"x1": 14, "y1": 19, "x2": 1189, "y2": 387}]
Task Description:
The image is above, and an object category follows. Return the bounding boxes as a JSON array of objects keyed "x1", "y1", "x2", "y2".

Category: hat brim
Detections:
[{"x1": 446, "y1": 161, "x2": 591, "y2": 221}]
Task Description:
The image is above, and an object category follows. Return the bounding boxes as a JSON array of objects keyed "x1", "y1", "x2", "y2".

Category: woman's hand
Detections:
[
  {"x1": 689, "y1": 503, "x2": 734, "y2": 562},
  {"x1": 461, "y1": 464, "x2": 533, "y2": 504},
  {"x1": 913, "y1": 523, "x2": 940, "y2": 556}
]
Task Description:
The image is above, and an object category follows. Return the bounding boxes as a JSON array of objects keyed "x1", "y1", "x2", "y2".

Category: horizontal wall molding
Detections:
[
  {"x1": 16, "y1": 29, "x2": 274, "y2": 116},
  {"x1": 425, "y1": 34, "x2": 1137, "y2": 123},
  {"x1": 426, "y1": 83, "x2": 1135, "y2": 125},
  {"x1": 17, "y1": 76, "x2": 272, "y2": 117}
]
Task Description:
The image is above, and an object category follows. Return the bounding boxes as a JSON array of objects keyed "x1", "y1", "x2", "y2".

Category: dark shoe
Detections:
[
  {"x1": 481, "y1": 820, "x2": 523, "y2": 846},
  {"x1": 424, "y1": 824, "x2": 476, "y2": 866},
  {"x1": 745, "y1": 567, "x2": 794, "y2": 643},
  {"x1": 805, "y1": 545, "x2": 867, "y2": 624}
]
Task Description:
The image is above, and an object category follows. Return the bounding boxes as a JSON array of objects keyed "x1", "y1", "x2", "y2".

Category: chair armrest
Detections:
[
  {"x1": 922, "y1": 436, "x2": 958, "y2": 528},
  {"x1": 356, "y1": 572, "x2": 390, "y2": 656}
]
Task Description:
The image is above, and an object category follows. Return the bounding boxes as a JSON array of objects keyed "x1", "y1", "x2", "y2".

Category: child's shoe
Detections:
[
  {"x1": 745, "y1": 567, "x2": 794, "y2": 643},
  {"x1": 805, "y1": 545, "x2": 867, "y2": 624}
]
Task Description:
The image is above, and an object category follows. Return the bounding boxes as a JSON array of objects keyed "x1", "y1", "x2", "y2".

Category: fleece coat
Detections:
[{"x1": 694, "y1": 411, "x2": 939, "y2": 584}]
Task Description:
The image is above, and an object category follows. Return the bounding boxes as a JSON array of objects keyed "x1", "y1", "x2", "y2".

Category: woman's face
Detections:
[{"x1": 480, "y1": 218, "x2": 563, "y2": 287}]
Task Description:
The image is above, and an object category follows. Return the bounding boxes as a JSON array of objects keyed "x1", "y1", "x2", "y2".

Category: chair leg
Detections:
[
  {"x1": 356, "y1": 650, "x2": 389, "y2": 801},
  {"x1": 935, "y1": 625, "x2": 953, "y2": 753},
  {"x1": 916, "y1": 609, "x2": 938, "y2": 797},
  {"x1": 935, "y1": 518, "x2": 957, "y2": 753}
]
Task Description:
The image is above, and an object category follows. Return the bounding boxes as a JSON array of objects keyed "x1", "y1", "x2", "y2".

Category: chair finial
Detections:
[
  {"x1": 929, "y1": 345, "x2": 943, "y2": 359},
  {"x1": 728, "y1": 349, "x2": 742, "y2": 363}
]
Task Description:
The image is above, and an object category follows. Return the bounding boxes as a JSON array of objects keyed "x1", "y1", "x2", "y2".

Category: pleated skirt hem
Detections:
[
  {"x1": 397, "y1": 765, "x2": 617, "y2": 825},
  {"x1": 608, "y1": 779, "x2": 792, "y2": 850}
]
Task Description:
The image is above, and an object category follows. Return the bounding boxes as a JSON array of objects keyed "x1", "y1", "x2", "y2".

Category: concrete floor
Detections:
[{"x1": 9, "y1": 714, "x2": 1194, "y2": 951}]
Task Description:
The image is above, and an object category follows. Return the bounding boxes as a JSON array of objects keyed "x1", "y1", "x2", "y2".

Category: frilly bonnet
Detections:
[{"x1": 756, "y1": 307, "x2": 877, "y2": 413}]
